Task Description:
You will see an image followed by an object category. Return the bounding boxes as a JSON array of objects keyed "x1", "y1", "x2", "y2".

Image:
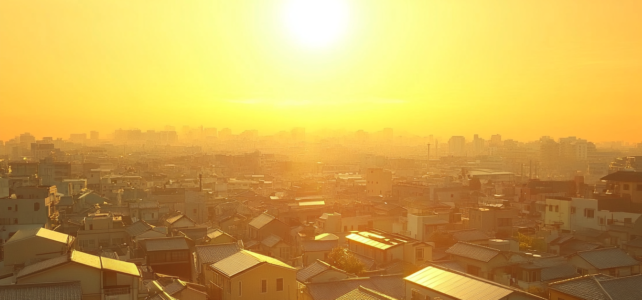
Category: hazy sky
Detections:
[{"x1": 1, "y1": 0, "x2": 641, "y2": 142}]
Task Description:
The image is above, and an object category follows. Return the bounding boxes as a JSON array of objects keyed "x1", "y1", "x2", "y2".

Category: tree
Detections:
[{"x1": 326, "y1": 246, "x2": 365, "y2": 275}]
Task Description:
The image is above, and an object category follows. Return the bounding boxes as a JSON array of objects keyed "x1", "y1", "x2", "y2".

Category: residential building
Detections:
[
  {"x1": 76, "y1": 212, "x2": 127, "y2": 251},
  {"x1": 301, "y1": 274, "x2": 404, "y2": 300},
  {"x1": 568, "y1": 247, "x2": 640, "y2": 277},
  {"x1": 445, "y1": 242, "x2": 508, "y2": 280},
  {"x1": 365, "y1": 168, "x2": 392, "y2": 197},
  {"x1": 548, "y1": 274, "x2": 642, "y2": 300},
  {"x1": 0, "y1": 281, "x2": 82, "y2": 300},
  {"x1": 296, "y1": 259, "x2": 351, "y2": 283},
  {"x1": 246, "y1": 213, "x2": 289, "y2": 241},
  {"x1": 141, "y1": 237, "x2": 193, "y2": 280},
  {"x1": 346, "y1": 230, "x2": 432, "y2": 266},
  {"x1": 204, "y1": 250, "x2": 297, "y2": 300},
  {"x1": 193, "y1": 242, "x2": 242, "y2": 284},
  {"x1": 3, "y1": 227, "x2": 75, "y2": 269}
]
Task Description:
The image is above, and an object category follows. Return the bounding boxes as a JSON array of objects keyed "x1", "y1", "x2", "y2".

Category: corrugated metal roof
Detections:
[
  {"x1": 315, "y1": 233, "x2": 339, "y2": 241},
  {"x1": 144, "y1": 237, "x2": 189, "y2": 251},
  {"x1": 336, "y1": 285, "x2": 399, "y2": 300},
  {"x1": 346, "y1": 233, "x2": 400, "y2": 250},
  {"x1": 195, "y1": 243, "x2": 242, "y2": 265},
  {"x1": 297, "y1": 260, "x2": 331, "y2": 283},
  {"x1": 17, "y1": 250, "x2": 141, "y2": 279},
  {"x1": 445, "y1": 242, "x2": 500, "y2": 262},
  {"x1": 576, "y1": 247, "x2": 639, "y2": 269},
  {"x1": 247, "y1": 213, "x2": 276, "y2": 229},
  {"x1": 404, "y1": 266, "x2": 513, "y2": 300},
  {"x1": 210, "y1": 250, "x2": 294, "y2": 277},
  {"x1": 101, "y1": 256, "x2": 141, "y2": 277},
  {"x1": 5, "y1": 227, "x2": 72, "y2": 246},
  {"x1": 125, "y1": 221, "x2": 154, "y2": 237},
  {"x1": 299, "y1": 200, "x2": 325, "y2": 207},
  {"x1": 261, "y1": 234, "x2": 282, "y2": 248},
  {"x1": 306, "y1": 274, "x2": 404, "y2": 300}
]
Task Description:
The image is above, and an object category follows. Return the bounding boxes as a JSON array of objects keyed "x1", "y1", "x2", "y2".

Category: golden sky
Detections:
[{"x1": 1, "y1": 0, "x2": 641, "y2": 142}]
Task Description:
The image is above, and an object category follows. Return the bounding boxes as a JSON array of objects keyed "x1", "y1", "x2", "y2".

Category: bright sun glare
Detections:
[{"x1": 282, "y1": 0, "x2": 350, "y2": 49}]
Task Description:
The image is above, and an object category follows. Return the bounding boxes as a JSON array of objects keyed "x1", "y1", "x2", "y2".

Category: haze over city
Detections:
[{"x1": 2, "y1": 1, "x2": 642, "y2": 300}]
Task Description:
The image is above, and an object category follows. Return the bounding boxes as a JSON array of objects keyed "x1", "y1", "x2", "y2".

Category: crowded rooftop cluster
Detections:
[{"x1": 1, "y1": 129, "x2": 642, "y2": 300}]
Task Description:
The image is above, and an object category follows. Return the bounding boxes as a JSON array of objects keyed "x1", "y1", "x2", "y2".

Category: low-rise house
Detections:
[
  {"x1": 302, "y1": 238, "x2": 339, "y2": 266},
  {"x1": 451, "y1": 229, "x2": 491, "y2": 245},
  {"x1": 206, "y1": 229, "x2": 237, "y2": 245},
  {"x1": 260, "y1": 234, "x2": 292, "y2": 263},
  {"x1": 568, "y1": 247, "x2": 641, "y2": 276},
  {"x1": 141, "y1": 237, "x2": 193, "y2": 280},
  {"x1": 296, "y1": 259, "x2": 351, "y2": 283},
  {"x1": 511, "y1": 256, "x2": 578, "y2": 292},
  {"x1": 336, "y1": 286, "x2": 398, "y2": 300},
  {"x1": 125, "y1": 220, "x2": 166, "y2": 245},
  {"x1": 247, "y1": 212, "x2": 289, "y2": 241},
  {"x1": 214, "y1": 214, "x2": 247, "y2": 238},
  {"x1": 3, "y1": 227, "x2": 75, "y2": 269},
  {"x1": 177, "y1": 227, "x2": 208, "y2": 244},
  {"x1": 164, "y1": 214, "x2": 195, "y2": 232},
  {"x1": 204, "y1": 249, "x2": 297, "y2": 300},
  {"x1": 445, "y1": 242, "x2": 508, "y2": 280},
  {"x1": 0, "y1": 281, "x2": 83, "y2": 300},
  {"x1": 346, "y1": 230, "x2": 432, "y2": 266},
  {"x1": 16, "y1": 250, "x2": 141, "y2": 299},
  {"x1": 404, "y1": 265, "x2": 544, "y2": 300},
  {"x1": 301, "y1": 274, "x2": 404, "y2": 300},
  {"x1": 193, "y1": 242, "x2": 242, "y2": 284},
  {"x1": 548, "y1": 274, "x2": 642, "y2": 300},
  {"x1": 146, "y1": 277, "x2": 207, "y2": 300},
  {"x1": 76, "y1": 212, "x2": 127, "y2": 251},
  {"x1": 625, "y1": 237, "x2": 642, "y2": 259}
]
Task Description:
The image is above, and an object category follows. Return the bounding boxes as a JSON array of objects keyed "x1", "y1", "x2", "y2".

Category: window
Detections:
[
  {"x1": 415, "y1": 248, "x2": 424, "y2": 261},
  {"x1": 624, "y1": 184, "x2": 630, "y2": 191},
  {"x1": 89, "y1": 224, "x2": 93, "y2": 230},
  {"x1": 584, "y1": 209, "x2": 595, "y2": 218},
  {"x1": 571, "y1": 206, "x2": 576, "y2": 214},
  {"x1": 548, "y1": 205, "x2": 552, "y2": 212},
  {"x1": 7, "y1": 207, "x2": 10, "y2": 211},
  {"x1": 227, "y1": 279, "x2": 231, "y2": 294},
  {"x1": 261, "y1": 279, "x2": 267, "y2": 293},
  {"x1": 276, "y1": 278, "x2": 283, "y2": 291},
  {"x1": 280, "y1": 247, "x2": 290, "y2": 259},
  {"x1": 467, "y1": 265, "x2": 481, "y2": 276},
  {"x1": 238, "y1": 281, "x2": 242, "y2": 296},
  {"x1": 599, "y1": 217, "x2": 605, "y2": 225},
  {"x1": 34, "y1": 203, "x2": 40, "y2": 211},
  {"x1": 637, "y1": 184, "x2": 642, "y2": 191},
  {"x1": 555, "y1": 205, "x2": 559, "y2": 212},
  {"x1": 411, "y1": 289, "x2": 426, "y2": 300}
]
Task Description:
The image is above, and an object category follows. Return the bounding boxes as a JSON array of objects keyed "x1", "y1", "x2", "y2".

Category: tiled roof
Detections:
[
  {"x1": 306, "y1": 274, "x2": 404, "y2": 300},
  {"x1": 143, "y1": 237, "x2": 189, "y2": 252},
  {"x1": 626, "y1": 237, "x2": 642, "y2": 248},
  {"x1": 210, "y1": 250, "x2": 295, "y2": 277},
  {"x1": 0, "y1": 281, "x2": 82, "y2": 300},
  {"x1": 575, "y1": 247, "x2": 639, "y2": 269},
  {"x1": 126, "y1": 221, "x2": 154, "y2": 237},
  {"x1": 195, "y1": 243, "x2": 242, "y2": 265},
  {"x1": 336, "y1": 285, "x2": 399, "y2": 300},
  {"x1": 297, "y1": 260, "x2": 331, "y2": 282},
  {"x1": 178, "y1": 227, "x2": 208, "y2": 241},
  {"x1": 451, "y1": 229, "x2": 491, "y2": 242},
  {"x1": 261, "y1": 234, "x2": 282, "y2": 248},
  {"x1": 207, "y1": 229, "x2": 235, "y2": 240},
  {"x1": 303, "y1": 240, "x2": 338, "y2": 252},
  {"x1": 560, "y1": 240, "x2": 601, "y2": 255},
  {"x1": 446, "y1": 242, "x2": 501, "y2": 262},
  {"x1": 5, "y1": 227, "x2": 73, "y2": 246},
  {"x1": 248, "y1": 213, "x2": 276, "y2": 229},
  {"x1": 600, "y1": 274, "x2": 642, "y2": 300},
  {"x1": 549, "y1": 274, "x2": 613, "y2": 300},
  {"x1": 540, "y1": 263, "x2": 579, "y2": 282},
  {"x1": 429, "y1": 260, "x2": 466, "y2": 273}
]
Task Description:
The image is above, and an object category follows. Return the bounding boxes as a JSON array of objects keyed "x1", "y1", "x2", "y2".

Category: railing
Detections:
[{"x1": 104, "y1": 286, "x2": 130, "y2": 296}]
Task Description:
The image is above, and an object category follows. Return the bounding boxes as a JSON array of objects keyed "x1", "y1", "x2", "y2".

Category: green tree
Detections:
[{"x1": 326, "y1": 246, "x2": 365, "y2": 275}]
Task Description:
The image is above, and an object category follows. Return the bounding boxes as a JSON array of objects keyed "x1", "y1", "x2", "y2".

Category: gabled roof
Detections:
[
  {"x1": 305, "y1": 274, "x2": 404, "y2": 300},
  {"x1": 195, "y1": 243, "x2": 242, "y2": 265},
  {"x1": 315, "y1": 233, "x2": 339, "y2": 241},
  {"x1": 446, "y1": 242, "x2": 501, "y2": 262},
  {"x1": 248, "y1": 213, "x2": 277, "y2": 229},
  {"x1": 405, "y1": 266, "x2": 541, "y2": 300},
  {"x1": 574, "y1": 247, "x2": 639, "y2": 269},
  {"x1": 5, "y1": 227, "x2": 73, "y2": 246},
  {"x1": 17, "y1": 250, "x2": 140, "y2": 279},
  {"x1": 346, "y1": 232, "x2": 405, "y2": 250},
  {"x1": 297, "y1": 260, "x2": 332, "y2": 283},
  {"x1": 178, "y1": 227, "x2": 208, "y2": 241},
  {"x1": 549, "y1": 274, "x2": 614, "y2": 300},
  {"x1": 303, "y1": 240, "x2": 338, "y2": 252},
  {"x1": 601, "y1": 171, "x2": 642, "y2": 182},
  {"x1": 143, "y1": 237, "x2": 189, "y2": 252},
  {"x1": 207, "y1": 229, "x2": 235, "y2": 241},
  {"x1": 261, "y1": 234, "x2": 283, "y2": 248},
  {"x1": 336, "y1": 285, "x2": 399, "y2": 300},
  {"x1": 165, "y1": 214, "x2": 193, "y2": 225},
  {"x1": 209, "y1": 250, "x2": 295, "y2": 277},
  {"x1": 125, "y1": 220, "x2": 154, "y2": 237},
  {"x1": 0, "y1": 281, "x2": 82, "y2": 300}
]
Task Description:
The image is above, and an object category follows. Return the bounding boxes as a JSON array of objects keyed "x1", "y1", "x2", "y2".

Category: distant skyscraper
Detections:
[
  {"x1": 90, "y1": 131, "x2": 99, "y2": 140},
  {"x1": 448, "y1": 136, "x2": 466, "y2": 156}
]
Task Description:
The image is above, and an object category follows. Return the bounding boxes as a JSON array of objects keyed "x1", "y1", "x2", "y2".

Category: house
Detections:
[
  {"x1": 404, "y1": 265, "x2": 544, "y2": 300},
  {"x1": 177, "y1": 227, "x2": 208, "y2": 244},
  {"x1": 204, "y1": 249, "x2": 297, "y2": 300},
  {"x1": 206, "y1": 229, "x2": 237, "y2": 245},
  {"x1": 346, "y1": 230, "x2": 432, "y2": 266},
  {"x1": 568, "y1": 247, "x2": 641, "y2": 276},
  {"x1": 3, "y1": 227, "x2": 75, "y2": 269},
  {"x1": 146, "y1": 277, "x2": 207, "y2": 300},
  {"x1": 260, "y1": 234, "x2": 292, "y2": 263},
  {"x1": 511, "y1": 256, "x2": 578, "y2": 292},
  {"x1": 76, "y1": 212, "x2": 128, "y2": 251},
  {"x1": 600, "y1": 171, "x2": 642, "y2": 203},
  {"x1": 247, "y1": 212, "x2": 289, "y2": 241},
  {"x1": 0, "y1": 185, "x2": 60, "y2": 240},
  {"x1": 450, "y1": 229, "x2": 492, "y2": 245},
  {"x1": 164, "y1": 214, "x2": 195, "y2": 232},
  {"x1": 141, "y1": 237, "x2": 193, "y2": 280},
  {"x1": 301, "y1": 274, "x2": 404, "y2": 300},
  {"x1": 16, "y1": 250, "x2": 141, "y2": 299},
  {"x1": 296, "y1": 259, "x2": 351, "y2": 283},
  {"x1": 214, "y1": 213, "x2": 247, "y2": 238},
  {"x1": 302, "y1": 239, "x2": 338, "y2": 266},
  {"x1": 468, "y1": 206, "x2": 516, "y2": 238},
  {"x1": 0, "y1": 281, "x2": 83, "y2": 300},
  {"x1": 193, "y1": 242, "x2": 242, "y2": 284},
  {"x1": 445, "y1": 242, "x2": 508, "y2": 280},
  {"x1": 125, "y1": 221, "x2": 166, "y2": 245},
  {"x1": 548, "y1": 274, "x2": 642, "y2": 300}
]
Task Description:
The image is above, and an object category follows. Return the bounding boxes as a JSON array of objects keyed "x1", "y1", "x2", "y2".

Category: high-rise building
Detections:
[
  {"x1": 90, "y1": 131, "x2": 99, "y2": 140},
  {"x1": 448, "y1": 136, "x2": 466, "y2": 156}
]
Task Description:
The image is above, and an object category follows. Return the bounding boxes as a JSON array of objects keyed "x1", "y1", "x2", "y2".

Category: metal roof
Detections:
[
  {"x1": 261, "y1": 234, "x2": 283, "y2": 248},
  {"x1": 405, "y1": 266, "x2": 513, "y2": 300},
  {"x1": 446, "y1": 242, "x2": 500, "y2": 262},
  {"x1": 5, "y1": 227, "x2": 73, "y2": 246},
  {"x1": 195, "y1": 243, "x2": 242, "y2": 265},
  {"x1": 297, "y1": 260, "x2": 331, "y2": 283},
  {"x1": 575, "y1": 247, "x2": 639, "y2": 269},
  {"x1": 306, "y1": 274, "x2": 404, "y2": 300},
  {"x1": 299, "y1": 200, "x2": 326, "y2": 207},
  {"x1": 315, "y1": 233, "x2": 339, "y2": 241},
  {"x1": 601, "y1": 171, "x2": 642, "y2": 182},
  {"x1": 247, "y1": 213, "x2": 276, "y2": 229},
  {"x1": 210, "y1": 250, "x2": 295, "y2": 277},
  {"x1": 125, "y1": 221, "x2": 154, "y2": 237},
  {"x1": 101, "y1": 256, "x2": 141, "y2": 276},
  {"x1": 17, "y1": 250, "x2": 141, "y2": 279},
  {"x1": 336, "y1": 285, "x2": 399, "y2": 300},
  {"x1": 549, "y1": 274, "x2": 613, "y2": 300},
  {"x1": 143, "y1": 237, "x2": 189, "y2": 252},
  {"x1": 346, "y1": 232, "x2": 403, "y2": 250}
]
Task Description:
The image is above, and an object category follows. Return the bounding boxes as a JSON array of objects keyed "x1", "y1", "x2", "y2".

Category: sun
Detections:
[{"x1": 282, "y1": 0, "x2": 350, "y2": 49}]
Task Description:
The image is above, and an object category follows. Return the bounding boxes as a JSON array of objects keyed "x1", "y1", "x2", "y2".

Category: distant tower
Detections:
[{"x1": 427, "y1": 144, "x2": 431, "y2": 162}]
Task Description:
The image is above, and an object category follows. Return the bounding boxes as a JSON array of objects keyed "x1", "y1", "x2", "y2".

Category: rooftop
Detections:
[
  {"x1": 305, "y1": 274, "x2": 404, "y2": 300},
  {"x1": 346, "y1": 232, "x2": 408, "y2": 250},
  {"x1": 601, "y1": 171, "x2": 642, "y2": 182},
  {"x1": 5, "y1": 227, "x2": 73, "y2": 246},
  {"x1": 0, "y1": 281, "x2": 82, "y2": 300},
  {"x1": 574, "y1": 247, "x2": 639, "y2": 269},
  {"x1": 248, "y1": 213, "x2": 277, "y2": 229},
  {"x1": 195, "y1": 243, "x2": 242, "y2": 265},
  {"x1": 143, "y1": 237, "x2": 190, "y2": 252},
  {"x1": 209, "y1": 250, "x2": 295, "y2": 277},
  {"x1": 445, "y1": 242, "x2": 501, "y2": 262},
  {"x1": 17, "y1": 250, "x2": 140, "y2": 279},
  {"x1": 549, "y1": 274, "x2": 642, "y2": 300}
]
